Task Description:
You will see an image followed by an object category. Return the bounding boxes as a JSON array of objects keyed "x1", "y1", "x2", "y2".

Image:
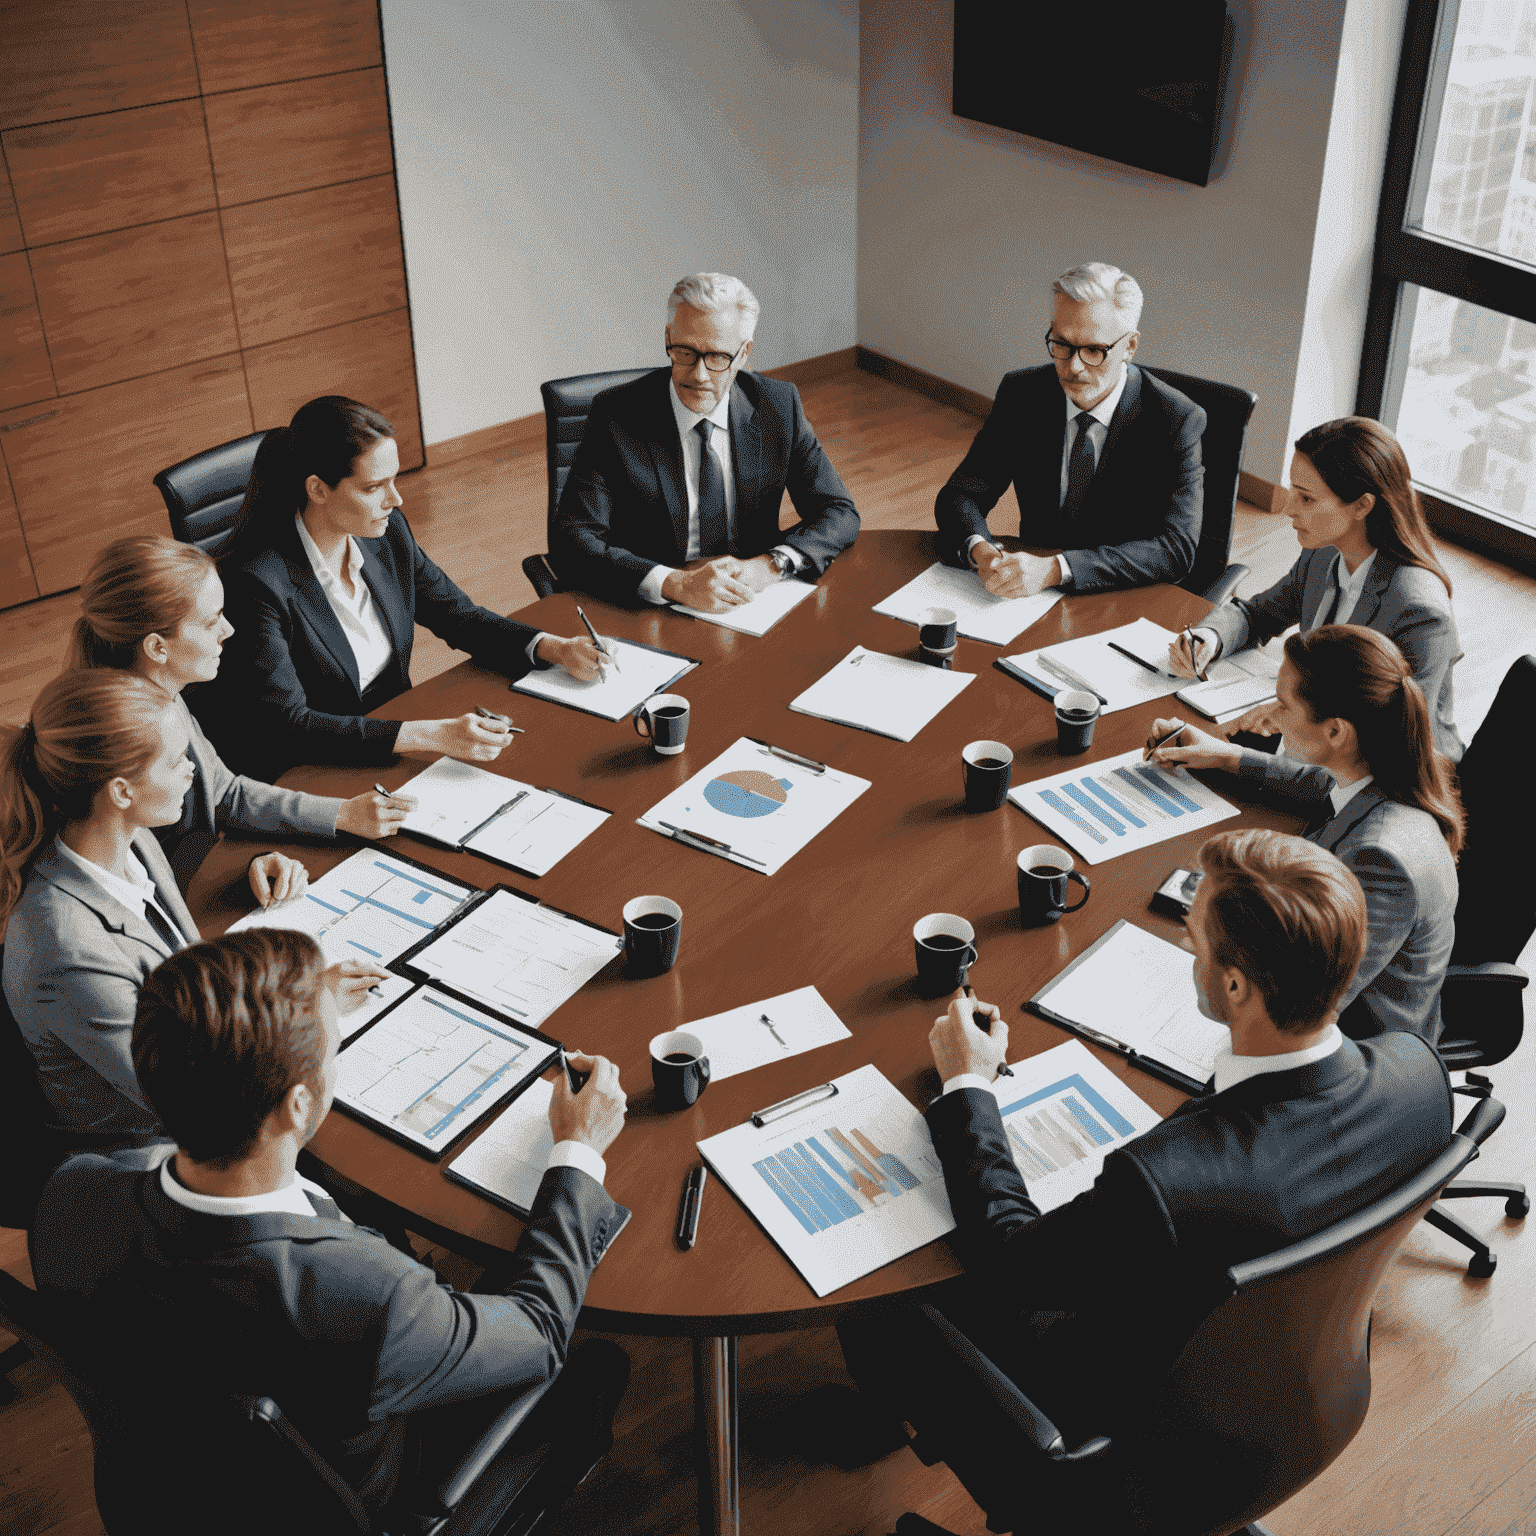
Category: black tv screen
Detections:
[{"x1": 952, "y1": 0, "x2": 1229, "y2": 187}]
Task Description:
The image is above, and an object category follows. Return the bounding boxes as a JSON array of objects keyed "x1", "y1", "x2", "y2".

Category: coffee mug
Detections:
[
  {"x1": 918, "y1": 606, "x2": 958, "y2": 656},
  {"x1": 634, "y1": 693, "x2": 690, "y2": 755},
  {"x1": 962, "y1": 739, "x2": 1014, "y2": 812},
  {"x1": 651, "y1": 1029, "x2": 711, "y2": 1110},
  {"x1": 623, "y1": 895, "x2": 682, "y2": 976},
  {"x1": 1018, "y1": 845, "x2": 1091, "y2": 926},
  {"x1": 1054, "y1": 688, "x2": 1101, "y2": 755},
  {"x1": 914, "y1": 912, "x2": 978, "y2": 995}
]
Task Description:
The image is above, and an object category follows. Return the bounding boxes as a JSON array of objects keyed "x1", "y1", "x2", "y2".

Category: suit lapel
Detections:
[
  {"x1": 1301, "y1": 549, "x2": 1339, "y2": 630},
  {"x1": 35, "y1": 837, "x2": 195, "y2": 958},
  {"x1": 132, "y1": 829, "x2": 199, "y2": 946},
  {"x1": 282, "y1": 525, "x2": 363, "y2": 695},
  {"x1": 1027, "y1": 369, "x2": 1070, "y2": 514},
  {"x1": 1096, "y1": 364, "x2": 1141, "y2": 467},
  {"x1": 1313, "y1": 783, "x2": 1392, "y2": 853},
  {"x1": 645, "y1": 376, "x2": 690, "y2": 564},
  {"x1": 355, "y1": 533, "x2": 411, "y2": 663},
  {"x1": 728, "y1": 380, "x2": 761, "y2": 548},
  {"x1": 1347, "y1": 553, "x2": 1394, "y2": 629}
]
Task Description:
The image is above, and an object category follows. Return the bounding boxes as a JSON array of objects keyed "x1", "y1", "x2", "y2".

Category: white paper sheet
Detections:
[
  {"x1": 999, "y1": 617, "x2": 1187, "y2": 713},
  {"x1": 671, "y1": 576, "x2": 816, "y2": 635},
  {"x1": 872, "y1": 561, "x2": 1064, "y2": 646},
  {"x1": 396, "y1": 757, "x2": 527, "y2": 846},
  {"x1": 403, "y1": 889, "x2": 623, "y2": 1027},
  {"x1": 1007, "y1": 747, "x2": 1239, "y2": 865},
  {"x1": 510, "y1": 637, "x2": 697, "y2": 721},
  {"x1": 683, "y1": 986, "x2": 851, "y2": 1081},
  {"x1": 1176, "y1": 649, "x2": 1282, "y2": 720},
  {"x1": 1031, "y1": 920, "x2": 1230, "y2": 1084},
  {"x1": 340, "y1": 973, "x2": 417, "y2": 1043},
  {"x1": 445, "y1": 1076, "x2": 554, "y2": 1215},
  {"x1": 788, "y1": 646, "x2": 975, "y2": 741},
  {"x1": 636, "y1": 736, "x2": 870, "y2": 875},
  {"x1": 227, "y1": 849, "x2": 472, "y2": 967},
  {"x1": 464, "y1": 789, "x2": 610, "y2": 877},
  {"x1": 698, "y1": 1064, "x2": 955, "y2": 1297},
  {"x1": 335, "y1": 985, "x2": 558, "y2": 1154}
]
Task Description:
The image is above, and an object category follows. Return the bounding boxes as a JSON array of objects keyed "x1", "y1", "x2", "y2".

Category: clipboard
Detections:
[{"x1": 509, "y1": 636, "x2": 700, "y2": 722}]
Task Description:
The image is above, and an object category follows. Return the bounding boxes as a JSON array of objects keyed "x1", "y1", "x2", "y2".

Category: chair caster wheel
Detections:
[
  {"x1": 1508, "y1": 1193, "x2": 1530, "y2": 1219},
  {"x1": 1468, "y1": 1253, "x2": 1496, "y2": 1279}
]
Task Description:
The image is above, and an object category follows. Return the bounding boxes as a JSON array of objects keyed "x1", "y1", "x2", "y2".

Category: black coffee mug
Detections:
[
  {"x1": 651, "y1": 1029, "x2": 711, "y2": 1110},
  {"x1": 1017, "y1": 845, "x2": 1091, "y2": 926},
  {"x1": 1054, "y1": 688, "x2": 1101, "y2": 755},
  {"x1": 623, "y1": 895, "x2": 682, "y2": 976},
  {"x1": 634, "y1": 693, "x2": 689, "y2": 756},
  {"x1": 914, "y1": 912, "x2": 978, "y2": 995},
  {"x1": 918, "y1": 605, "x2": 958, "y2": 656},
  {"x1": 962, "y1": 738, "x2": 1013, "y2": 812}
]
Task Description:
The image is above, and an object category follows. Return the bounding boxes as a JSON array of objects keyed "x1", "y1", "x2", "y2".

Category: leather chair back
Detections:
[
  {"x1": 540, "y1": 368, "x2": 653, "y2": 522},
  {"x1": 154, "y1": 431, "x2": 268, "y2": 556},
  {"x1": 1141, "y1": 365, "x2": 1258, "y2": 598},
  {"x1": 0, "y1": 947, "x2": 67, "y2": 1231}
]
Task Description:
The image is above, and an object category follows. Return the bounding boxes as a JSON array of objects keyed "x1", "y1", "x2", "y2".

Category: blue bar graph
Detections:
[
  {"x1": 1111, "y1": 765, "x2": 1184, "y2": 817},
  {"x1": 1061, "y1": 781, "x2": 1125, "y2": 834},
  {"x1": 753, "y1": 1120, "x2": 933, "y2": 1235},
  {"x1": 1038, "y1": 788, "x2": 1108, "y2": 844},
  {"x1": 1080, "y1": 777, "x2": 1146, "y2": 828},
  {"x1": 1135, "y1": 763, "x2": 1202, "y2": 813}
]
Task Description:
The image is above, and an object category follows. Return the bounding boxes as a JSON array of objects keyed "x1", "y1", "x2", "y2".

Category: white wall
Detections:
[
  {"x1": 857, "y1": 1, "x2": 1356, "y2": 481},
  {"x1": 382, "y1": 0, "x2": 859, "y2": 447}
]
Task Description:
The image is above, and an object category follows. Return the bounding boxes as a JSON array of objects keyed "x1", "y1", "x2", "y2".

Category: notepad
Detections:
[
  {"x1": 510, "y1": 637, "x2": 699, "y2": 721},
  {"x1": 789, "y1": 646, "x2": 975, "y2": 741},
  {"x1": 1175, "y1": 649, "x2": 1281, "y2": 720},
  {"x1": 671, "y1": 576, "x2": 816, "y2": 635},
  {"x1": 445, "y1": 1076, "x2": 555, "y2": 1216},
  {"x1": 998, "y1": 618, "x2": 1188, "y2": 713},
  {"x1": 873, "y1": 561, "x2": 1064, "y2": 646}
]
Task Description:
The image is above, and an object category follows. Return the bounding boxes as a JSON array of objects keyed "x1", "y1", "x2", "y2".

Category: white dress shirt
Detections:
[
  {"x1": 54, "y1": 838, "x2": 190, "y2": 955},
  {"x1": 294, "y1": 514, "x2": 396, "y2": 693},
  {"x1": 638, "y1": 381, "x2": 802, "y2": 605},
  {"x1": 1192, "y1": 549, "x2": 1380, "y2": 663},
  {"x1": 1326, "y1": 772, "x2": 1375, "y2": 817}
]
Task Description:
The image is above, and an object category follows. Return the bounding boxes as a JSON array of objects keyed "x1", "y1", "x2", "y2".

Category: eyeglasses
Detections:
[
  {"x1": 666, "y1": 343, "x2": 746, "y2": 373},
  {"x1": 1045, "y1": 330, "x2": 1133, "y2": 368}
]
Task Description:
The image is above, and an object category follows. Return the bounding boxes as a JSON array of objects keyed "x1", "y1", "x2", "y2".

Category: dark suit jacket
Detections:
[
  {"x1": 934, "y1": 363, "x2": 1206, "y2": 591},
  {"x1": 925, "y1": 1033, "x2": 1450, "y2": 1439},
  {"x1": 549, "y1": 368, "x2": 860, "y2": 602},
  {"x1": 199, "y1": 511, "x2": 541, "y2": 782},
  {"x1": 31, "y1": 1151, "x2": 630, "y2": 1513}
]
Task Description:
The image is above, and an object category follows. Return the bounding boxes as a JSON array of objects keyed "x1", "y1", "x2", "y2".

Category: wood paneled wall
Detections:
[{"x1": 0, "y1": 0, "x2": 423, "y2": 604}]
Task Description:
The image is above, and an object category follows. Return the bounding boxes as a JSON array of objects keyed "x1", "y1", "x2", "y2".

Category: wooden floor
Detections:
[{"x1": 2, "y1": 365, "x2": 1533, "y2": 1535}]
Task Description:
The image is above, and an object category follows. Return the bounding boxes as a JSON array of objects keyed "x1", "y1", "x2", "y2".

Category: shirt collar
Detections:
[
  {"x1": 1332, "y1": 549, "x2": 1378, "y2": 609},
  {"x1": 1211, "y1": 1024, "x2": 1344, "y2": 1095},
  {"x1": 1328, "y1": 772, "x2": 1375, "y2": 816},
  {"x1": 1064, "y1": 365, "x2": 1129, "y2": 431},
  {"x1": 670, "y1": 379, "x2": 733, "y2": 437},
  {"x1": 158, "y1": 1155, "x2": 351, "y2": 1222},
  {"x1": 294, "y1": 512, "x2": 362, "y2": 591},
  {"x1": 54, "y1": 836, "x2": 157, "y2": 916}
]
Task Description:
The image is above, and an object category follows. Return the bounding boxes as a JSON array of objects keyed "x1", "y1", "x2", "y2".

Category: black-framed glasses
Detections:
[
  {"x1": 1044, "y1": 330, "x2": 1132, "y2": 368},
  {"x1": 666, "y1": 343, "x2": 745, "y2": 373}
]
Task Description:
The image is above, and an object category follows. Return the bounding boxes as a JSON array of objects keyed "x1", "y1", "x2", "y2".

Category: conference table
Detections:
[{"x1": 189, "y1": 530, "x2": 1299, "y2": 1536}]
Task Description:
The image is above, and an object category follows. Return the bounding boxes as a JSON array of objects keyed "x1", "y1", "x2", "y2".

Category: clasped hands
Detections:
[
  {"x1": 661, "y1": 554, "x2": 781, "y2": 613},
  {"x1": 971, "y1": 542, "x2": 1059, "y2": 600}
]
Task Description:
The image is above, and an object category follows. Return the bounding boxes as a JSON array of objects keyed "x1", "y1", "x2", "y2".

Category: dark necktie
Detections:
[
  {"x1": 142, "y1": 898, "x2": 185, "y2": 953},
  {"x1": 694, "y1": 419, "x2": 729, "y2": 557},
  {"x1": 1061, "y1": 411, "x2": 1096, "y2": 519}
]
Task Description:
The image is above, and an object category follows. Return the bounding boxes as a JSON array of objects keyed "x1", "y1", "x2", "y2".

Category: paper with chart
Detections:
[
  {"x1": 636, "y1": 736, "x2": 870, "y2": 875},
  {"x1": 335, "y1": 985, "x2": 558, "y2": 1155},
  {"x1": 446, "y1": 1075, "x2": 554, "y2": 1216},
  {"x1": 698, "y1": 1064, "x2": 955, "y2": 1296},
  {"x1": 671, "y1": 576, "x2": 816, "y2": 636},
  {"x1": 1031, "y1": 919, "x2": 1230, "y2": 1085},
  {"x1": 1007, "y1": 747, "x2": 1238, "y2": 865},
  {"x1": 991, "y1": 1040, "x2": 1160, "y2": 1210},
  {"x1": 400, "y1": 889, "x2": 623, "y2": 1027},
  {"x1": 510, "y1": 637, "x2": 698, "y2": 721},
  {"x1": 226, "y1": 849, "x2": 471, "y2": 967},
  {"x1": 789, "y1": 646, "x2": 975, "y2": 742},
  {"x1": 1000, "y1": 617, "x2": 1192, "y2": 713},
  {"x1": 873, "y1": 561, "x2": 1063, "y2": 646},
  {"x1": 683, "y1": 985, "x2": 851, "y2": 1081}
]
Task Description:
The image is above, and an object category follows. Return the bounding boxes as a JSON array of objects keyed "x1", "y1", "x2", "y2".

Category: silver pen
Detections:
[{"x1": 1036, "y1": 652, "x2": 1109, "y2": 707}]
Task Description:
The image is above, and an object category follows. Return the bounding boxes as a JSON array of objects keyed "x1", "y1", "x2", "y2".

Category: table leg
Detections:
[{"x1": 693, "y1": 1334, "x2": 739, "y2": 1536}]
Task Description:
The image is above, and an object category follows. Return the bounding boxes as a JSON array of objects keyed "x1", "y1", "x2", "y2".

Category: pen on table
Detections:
[
  {"x1": 1179, "y1": 627, "x2": 1210, "y2": 682},
  {"x1": 677, "y1": 1165, "x2": 707, "y2": 1250},
  {"x1": 964, "y1": 984, "x2": 1013, "y2": 1077},
  {"x1": 475, "y1": 705, "x2": 525, "y2": 734},
  {"x1": 1105, "y1": 639, "x2": 1168, "y2": 678},
  {"x1": 1036, "y1": 652, "x2": 1109, "y2": 707},
  {"x1": 575, "y1": 605, "x2": 620, "y2": 672}
]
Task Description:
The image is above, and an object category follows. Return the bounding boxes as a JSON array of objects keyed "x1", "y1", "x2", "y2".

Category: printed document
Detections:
[
  {"x1": 789, "y1": 646, "x2": 975, "y2": 741},
  {"x1": 671, "y1": 576, "x2": 816, "y2": 636},
  {"x1": 446, "y1": 1076, "x2": 554, "y2": 1216},
  {"x1": 873, "y1": 561, "x2": 1063, "y2": 646},
  {"x1": 511, "y1": 637, "x2": 697, "y2": 721},
  {"x1": 682, "y1": 985, "x2": 852, "y2": 1080}
]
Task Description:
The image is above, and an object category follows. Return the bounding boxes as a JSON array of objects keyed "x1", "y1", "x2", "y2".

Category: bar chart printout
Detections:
[
  {"x1": 1006, "y1": 747, "x2": 1238, "y2": 866},
  {"x1": 335, "y1": 986, "x2": 559, "y2": 1155},
  {"x1": 697, "y1": 1064, "x2": 956, "y2": 1296}
]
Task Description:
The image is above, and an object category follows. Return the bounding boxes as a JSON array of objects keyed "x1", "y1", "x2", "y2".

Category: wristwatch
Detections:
[{"x1": 769, "y1": 547, "x2": 796, "y2": 577}]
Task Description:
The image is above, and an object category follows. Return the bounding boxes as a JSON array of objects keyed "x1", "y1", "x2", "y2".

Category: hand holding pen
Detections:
[
  {"x1": 1168, "y1": 627, "x2": 1215, "y2": 681},
  {"x1": 575, "y1": 606, "x2": 620, "y2": 676},
  {"x1": 929, "y1": 991, "x2": 1011, "y2": 1084}
]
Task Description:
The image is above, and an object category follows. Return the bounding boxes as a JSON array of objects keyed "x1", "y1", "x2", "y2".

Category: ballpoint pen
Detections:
[
  {"x1": 760, "y1": 1012, "x2": 787, "y2": 1047},
  {"x1": 1106, "y1": 639, "x2": 1169, "y2": 677},
  {"x1": 575, "y1": 605, "x2": 620, "y2": 672},
  {"x1": 1145, "y1": 720, "x2": 1189, "y2": 760},
  {"x1": 475, "y1": 705, "x2": 525, "y2": 733},
  {"x1": 746, "y1": 737, "x2": 827, "y2": 774},
  {"x1": 1036, "y1": 652, "x2": 1109, "y2": 707},
  {"x1": 560, "y1": 1050, "x2": 590, "y2": 1094},
  {"x1": 1179, "y1": 626, "x2": 1211, "y2": 682},
  {"x1": 964, "y1": 984, "x2": 1013, "y2": 1078},
  {"x1": 677, "y1": 1165, "x2": 707, "y2": 1249}
]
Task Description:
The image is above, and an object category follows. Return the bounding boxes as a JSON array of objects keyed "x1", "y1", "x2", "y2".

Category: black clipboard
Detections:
[
  {"x1": 509, "y1": 636, "x2": 701, "y2": 721},
  {"x1": 993, "y1": 656, "x2": 1058, "y2": 702}
]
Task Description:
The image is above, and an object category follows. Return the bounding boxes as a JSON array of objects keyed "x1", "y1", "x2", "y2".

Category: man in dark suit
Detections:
[
  {"x1": 549, "y1": 272, "x2": 860, "y2": 610},
  {"x1": 839, "y1": 829, "x2": 1451, "y2": 1452},
  {"x1": 30, "y1": 929, "x2": 631, "y2": 1517},
  {"x1": 934, "y1": 262, "x2": 1206, "y2": 593}
]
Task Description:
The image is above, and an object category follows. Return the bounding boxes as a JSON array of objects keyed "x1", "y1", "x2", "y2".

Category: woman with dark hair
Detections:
[
  {"x1": 1167, "y1": 417, "x2": 1464, "y2": 760},
  {"x1": 71, "y1": 534, "x2": 410, "y2": 892},
  {"x1": 201, "y1": 396, "x2": 609, "y2": 782},
  {"x1": 1147, "y1": 623, "x2": 1462, "y2": 1042}
]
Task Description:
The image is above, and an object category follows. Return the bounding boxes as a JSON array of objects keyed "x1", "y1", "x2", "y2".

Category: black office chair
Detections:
[
  {"x1": 883, "y1": 1095, "x2": 1501, "y2": 1536},
  {"x1": 1418, "y1": 653, "x2": 1535, "y2": 1277},
  {"x1": 526, "y1": 368, "x2": 653, "y2": 598},
  {"x1": 0, "y1": 1263, "x2": 630, "y2": 1536},
  {"x1": 154, "y1": 430, "x2": 269, "y2": 556},
  {"x1": 1141, "y1": 365, "x2": 1258, "y2": 606}
]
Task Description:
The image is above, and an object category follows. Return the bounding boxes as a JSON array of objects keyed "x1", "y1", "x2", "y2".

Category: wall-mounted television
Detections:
[{"x1": 952, "y1": 1, "x2": 1230, "y2": 187}]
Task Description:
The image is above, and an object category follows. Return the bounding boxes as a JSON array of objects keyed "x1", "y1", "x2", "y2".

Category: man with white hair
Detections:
[
  {"x1": 935, "y1": 262, "x2": 1206, "y2": 595},
  {"x1": 551, "y1": 272, "x2": 860, "y2": 611}
]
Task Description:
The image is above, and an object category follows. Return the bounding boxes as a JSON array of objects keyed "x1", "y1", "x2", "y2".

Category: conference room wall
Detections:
[
  {"x1": 380, "y1": 0, "x2": 859, "y2": 448},
  {"x1": 857, "y1": 0, "x2": 1378, "y2": 485}
]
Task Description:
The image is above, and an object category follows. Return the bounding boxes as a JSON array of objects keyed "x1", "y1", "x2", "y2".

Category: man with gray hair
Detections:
[
  {"x1": 935, "y1": 261, "x2": 1206, "y2": 594},
  {"x1": 551, "y1": 272, "x2": 860, "y2": 611}
]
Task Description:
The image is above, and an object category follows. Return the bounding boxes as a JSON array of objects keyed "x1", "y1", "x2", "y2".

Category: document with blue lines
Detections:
[{"x1": 1007, "y1": 747, "x2": 1238, "y2": 865}]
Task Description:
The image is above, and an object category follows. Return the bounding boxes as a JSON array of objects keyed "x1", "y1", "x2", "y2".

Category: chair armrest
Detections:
[
  {"x1": 242, "y1": 1397, "x2": 372, "y2": 1534},
  {"x1": 1200, "y1": 562, "x2": 1249, "y2": 609},
  {"x1": 1444, "y1": 962, "x2": 1529, "y2": 988},
  {"x1": 1455, "y1": 1095, "x2": 1506, "y2": 1146}
]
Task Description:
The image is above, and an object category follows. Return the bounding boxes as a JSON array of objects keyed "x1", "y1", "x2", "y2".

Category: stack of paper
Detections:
[
  {"x1": 789, "y1": 646, "x2": 975, "y2": 741},
  {"x1": 511, "y1": 637, "x2": 698, "y2": 721},
  {"x1": 671, "y1": 577, "x2": 816, "y2": 635},
  {"x1": 873, "y1": 562, "x2": 1064, "y2": 646}
]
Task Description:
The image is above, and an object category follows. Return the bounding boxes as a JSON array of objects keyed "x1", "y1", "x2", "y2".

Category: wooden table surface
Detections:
[{"x1": 188, "y1": 529, "x2": 1299, "y2": 1337}]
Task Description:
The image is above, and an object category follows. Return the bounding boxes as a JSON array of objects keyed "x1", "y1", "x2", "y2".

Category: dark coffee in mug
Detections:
[
  {"x1": 632, "y1": 912, "x2": 675, "y2": 929},
  {"x1": 1029, "y1": 864, "x2": 1065, "y2": 879},
  {"x1": 655, "y1": 706, "x2": 687, "y2": 719},
  {"x1": 663, "y1": 1052, "x2": 696, "y2": 1064},
  {"x1": 1059, "y1": 709, "x2": 1094, "y2": 722},
  {"x1": 975, "y1": 756, "x2": 1009, "y2": 769},
  {"x1": 624, "y1": 895, "x2": 683, "y2": 975},
  {"x1": 924, "y1": 934, "x2": 968, "y2": 950},
  {"x1": 651, "y1": 1030, "x2": 710, "y2": 1109},
  {"x1": 1018, "y1": 846, "x2": 1091, "y2": 926}
]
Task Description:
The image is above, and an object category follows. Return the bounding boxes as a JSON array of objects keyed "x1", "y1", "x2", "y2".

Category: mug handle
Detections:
[
  {"x1": 1061, "y1": 871, "x2": 1091, "y2": 913},
  {"x1": 632, "y1": 704, "x2": 654, "y2": 740},
  {"x1": 698, "y1": 1056, "x2": 711, "y2": 1087}
]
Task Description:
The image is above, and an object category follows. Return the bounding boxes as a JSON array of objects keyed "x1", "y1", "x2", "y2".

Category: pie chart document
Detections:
[{"x1": 636, "y1": 736, "x2": 871, "y2": 875}]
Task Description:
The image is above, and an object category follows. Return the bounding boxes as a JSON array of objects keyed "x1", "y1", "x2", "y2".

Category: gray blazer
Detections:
[
  {"x1": 1235, "y1": 755, "x2": 1457, "y2": 1040},
  {"x1": 1204, "y1": 548, "x2": 1464, "y2": 761},
  {"x1": 32, "y1": 1151, "x2": 631, "y2": 1513},
  {"x1": 3, "y1": 832, "x2": 197, "y2": 1145}
]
